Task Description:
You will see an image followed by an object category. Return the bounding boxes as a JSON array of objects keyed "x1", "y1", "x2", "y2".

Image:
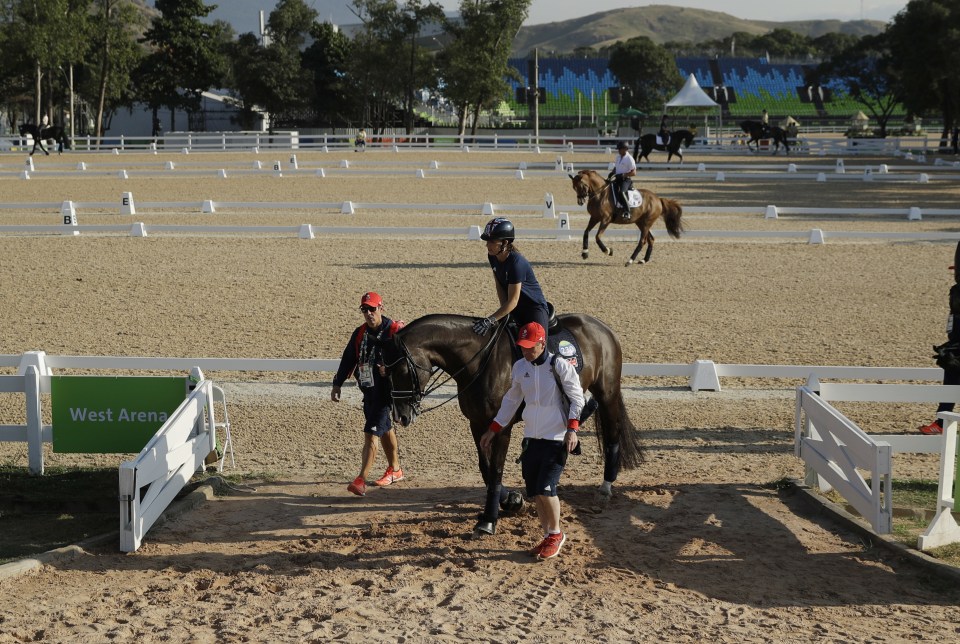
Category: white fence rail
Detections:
[
  {"x1": 795, "y1": 383, "x2": 960, "y2": 549},
  {"x1": 119, "y1": 379, "x2": 218, "y2": 552},
  {"x1": 2, "y1": 130, "x2": 955, "y2": 157}
]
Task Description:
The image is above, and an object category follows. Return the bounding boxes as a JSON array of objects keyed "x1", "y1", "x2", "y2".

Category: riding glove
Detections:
[{"x1": 472, "y1": 316, "x2": 496, "y2": 335}]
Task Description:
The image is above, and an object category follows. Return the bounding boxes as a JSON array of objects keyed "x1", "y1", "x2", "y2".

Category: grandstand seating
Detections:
[{"x1": 503, "y1": 56, "x2": 903, "y2": 124}]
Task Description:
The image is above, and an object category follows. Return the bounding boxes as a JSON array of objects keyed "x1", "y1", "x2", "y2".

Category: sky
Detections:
[{"x1": 215, "y1": 1, "x2": 911, "y2": 36}]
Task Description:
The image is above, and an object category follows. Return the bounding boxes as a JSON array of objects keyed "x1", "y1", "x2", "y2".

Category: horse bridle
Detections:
[
  {"x1": 571, "y1": 172, "x2": 612, "y2": 206},
  {"x1": 384, "y1": 323, "x2": 506, "y2": 418}
]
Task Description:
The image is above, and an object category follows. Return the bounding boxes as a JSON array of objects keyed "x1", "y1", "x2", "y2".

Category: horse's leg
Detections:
[
  {"x1": 595, "y1": 221, "x2": 613, "y2": 257},
  {"x1": 643, "y1": 231, "x2": 655, "y2": 263},
  {"x1": 626, "y1": 219, "x2": 649, "y2": 267},
  {"x1": 588, "y1": 385, "x2": 628, "y2": 501},
  {"x1": 677, "y1": 149, "x2": 684, "y2": 166},
  {"x1": 472, "y1": 419, "x2": 510, "y2": 537},
  {"x1": 582, "y1": 216, "x2": 598, "y2": 260}
]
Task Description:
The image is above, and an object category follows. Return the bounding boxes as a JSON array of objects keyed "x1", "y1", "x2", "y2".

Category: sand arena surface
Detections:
[{"x1": 1, "y1": 147, "x2": 960, "y2": 641}]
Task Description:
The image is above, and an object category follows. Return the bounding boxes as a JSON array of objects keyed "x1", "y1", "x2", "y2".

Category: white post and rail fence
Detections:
[{"x1": 4, "y1": 350, "x2": 959, "y2": 550}]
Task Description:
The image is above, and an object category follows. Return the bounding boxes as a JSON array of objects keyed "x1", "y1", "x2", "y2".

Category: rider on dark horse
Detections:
[
  {"x1": 761, "y1": 109, "x2": 771, "y2": 139},
  {"x1": 607, "y1": 141, "x2": 637, "y2": 221},
  {"x1": 658, "y1": 113, "x2": 671, "y2": 147}
]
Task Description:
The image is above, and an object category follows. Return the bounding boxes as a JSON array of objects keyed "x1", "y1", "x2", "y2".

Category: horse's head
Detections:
[
  {"x1": 380, "y1": 331, "x2": 428, "y2": 427},
  {"x1": 570, "y1": 170, "x2": 597, "y2": 206}
]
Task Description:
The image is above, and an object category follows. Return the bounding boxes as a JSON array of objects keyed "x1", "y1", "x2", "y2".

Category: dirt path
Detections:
[{"x1": 2, "y1": 148, "x2": 960, "y2": 641}]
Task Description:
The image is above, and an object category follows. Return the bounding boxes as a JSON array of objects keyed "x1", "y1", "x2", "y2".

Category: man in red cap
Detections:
[
  {"x1": 479, "y1": 321, "x2": 585, "y2": 560},
  {"x1": 332, "y1": 291, "x2": 406, "y2": 495},
  {"x1": 921, "y1": 244, "x2": 960, "y2": 434}
]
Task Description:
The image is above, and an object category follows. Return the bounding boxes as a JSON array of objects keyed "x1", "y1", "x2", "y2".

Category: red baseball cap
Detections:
[
  {"x1": 516, "y1": 322, "x2": 546, "y2": 348},
  {"x1": 360, "y1": 292, "x2": 383, "y2": 308}
]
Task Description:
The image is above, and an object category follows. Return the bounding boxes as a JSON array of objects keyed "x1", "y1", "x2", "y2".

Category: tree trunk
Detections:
[{"x1": 35, "y1": 63, "x2": 42, "y2": 125}]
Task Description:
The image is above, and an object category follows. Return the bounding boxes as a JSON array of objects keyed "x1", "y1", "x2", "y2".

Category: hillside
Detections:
[{"x1": 511, "y1": 5, "x2": 885, "y2": 54}]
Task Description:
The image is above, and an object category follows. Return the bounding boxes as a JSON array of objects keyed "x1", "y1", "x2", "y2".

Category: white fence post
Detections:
[
  {"x1": 918, "y1": 412, "x2": 960, "y2": 551},
  {"x1": 24, "y1": 366, "x2": 43, "y2": 475}
]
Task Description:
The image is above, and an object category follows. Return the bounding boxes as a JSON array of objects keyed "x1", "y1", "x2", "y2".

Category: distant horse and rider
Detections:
[
  {"x1": 739, "y1": 119, "x2": 791, "y2": 155},
  {"x1": 633, "y1": 128, "x2": 696, "y2": 164},
  {"x1": 569, "y1": 169, "x2": 684, "y2": 266},
  {"x1": 18, "y1": 123, "x2": 71, "y2": 156}
]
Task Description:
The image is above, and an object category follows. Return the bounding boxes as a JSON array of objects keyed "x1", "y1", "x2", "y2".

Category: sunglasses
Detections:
[{"x1": 360, "y1": 305, "x2": 378, "y2": 313}]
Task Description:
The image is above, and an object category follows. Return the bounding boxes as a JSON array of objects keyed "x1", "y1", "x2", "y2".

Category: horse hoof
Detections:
[
  {"x1": 637, "y1": 259, "x2": 646, "y2": 265},
  {"x1": 472, "y1": 521, "x2": 496, "y2": 538},
  {"x1": 581, "y1": 252, "x2": 588, "y2": 260},
  {"x1": 606, "y1": 249, "x2": 613, "y2": 257},
  {"x1": 625, "y1": 259, "x2": 634, "y2": 266}
]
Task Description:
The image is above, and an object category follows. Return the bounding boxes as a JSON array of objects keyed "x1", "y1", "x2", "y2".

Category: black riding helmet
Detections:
[{"x1": 481, "y1": 217, "x2": 515, "y2": 241}]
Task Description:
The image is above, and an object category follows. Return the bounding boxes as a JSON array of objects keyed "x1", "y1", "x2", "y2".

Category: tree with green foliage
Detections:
[
  {"x1": 226, "y1": 0, "x2": 318, "y2": 131},
  {"x1": 884, "y1": 0, "x2": 960, "y2": 149},
  {"x1": 438, "y1": 0, "x2": 530, "y2": 135},
  {"x1": 818, "y1": 33, "x2": 903, "y2": 137},
  {"x1": 607, "y1": 37, "x2": 682, "y2": 116},
  {"x1": 350, "y1": 0, "x2": 444, "y2": 133},
  {"x1": 88, "y1": 0, "x2": 146, "y2": 140},
  {"x1": 138, "y1": 0, "x2": 227, "y2": 132},
  {"x1": 1, "y1": 0, "x2": 90, "y2": 127},
  {"x1": 302, "y1": 21, "x2": 355, "y2": 126}
]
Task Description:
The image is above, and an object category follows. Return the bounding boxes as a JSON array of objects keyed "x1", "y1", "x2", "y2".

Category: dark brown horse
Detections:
[
  {"x1": 18, "y1": 123, "x2": 70, "y2": 156},
  {"x1": 381, "y1": 313, "x2": 643, "y2": 538},
  {"x1": 569, "y1": 169, "x2": 684, "y2": 266},
  {"x1": 739, "y1": 120, "x2": 791, "y2": 154},
  {"x1": 634, "y1": 128, "x2": 696, "y2": 163}
]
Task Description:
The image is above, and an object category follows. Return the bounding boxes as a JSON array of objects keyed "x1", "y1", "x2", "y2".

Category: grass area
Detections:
[
  {"x1": 0, "y1": 465, "x2": 271, "y2": 565},
  {"x1": 0, "y1": 466, "x2": 119, "y2": 564},
  {"x1": 819, "y1": 478, "x2": 960, "y2": 568}
]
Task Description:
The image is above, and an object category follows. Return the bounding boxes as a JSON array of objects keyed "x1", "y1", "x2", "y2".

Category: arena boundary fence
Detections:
[
  {"x1": 2, "y1": 131, "x2": 954, "y2": 156},
  {"x1": 795, "y1": 383, "x2": 960, "y2": 550},
  {"x1": 0, "y1": 356, "x2": 232, "y2": 552}
]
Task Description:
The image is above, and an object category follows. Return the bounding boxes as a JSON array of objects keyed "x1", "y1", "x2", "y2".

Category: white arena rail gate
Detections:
[
  {"x1": 0, "y1": 353, "x2": 233, "y2": 552},
  {"x1": 795, "y1": 383, "x2": 960, "y2": 550},
  {"x1": 120, "y1": 377, "x2": 223, "y2": 552}
]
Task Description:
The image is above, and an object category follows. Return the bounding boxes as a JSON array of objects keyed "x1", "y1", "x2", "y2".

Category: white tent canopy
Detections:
[{"x1": 664, "y1": 74, "x2": 722, "y2": 144}]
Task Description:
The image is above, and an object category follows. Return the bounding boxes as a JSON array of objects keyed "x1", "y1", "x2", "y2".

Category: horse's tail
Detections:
[
  {"x1": 594, "y1": 390, "x2": 643, "y2": 469},
  {"x1": 660, "y1": 198, "x2": 684, "y2": 239}
]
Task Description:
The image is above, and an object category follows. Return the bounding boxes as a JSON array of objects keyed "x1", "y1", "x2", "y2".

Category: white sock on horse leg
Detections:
[{"x1": 600, "y1": 481, "x2": 613, "y2": 495}]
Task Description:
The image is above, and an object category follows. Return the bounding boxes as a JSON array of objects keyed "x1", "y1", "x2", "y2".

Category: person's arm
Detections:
[
  {"x1": 555, "y1": 359, "x2": 586, "y2": 453},
  {"x1": 489, "y1": 282, "x2": 521, "y2": 321},
  {"x1": 479, "y1": 369, "x2": 524, "y2": 453},
  {"x1": 331, "y1": 331, "x2": 359, "y2": 401}
]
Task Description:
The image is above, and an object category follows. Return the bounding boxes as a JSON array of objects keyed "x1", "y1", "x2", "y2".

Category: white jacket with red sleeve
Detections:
[{"x1": 492, "y1": 352, "x2": 585, "y2": 441}]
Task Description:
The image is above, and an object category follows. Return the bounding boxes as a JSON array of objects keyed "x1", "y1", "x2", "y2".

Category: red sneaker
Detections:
[
  {"x1": 528, "y1": 536, "x2": 549, "y2": 557},
  {"x1": 536, "y1": 532, "x2": 566, "y2": 560},
  {"x1": 373, "y1": 467, "x2": 404, "y2": 487},
  {"x1": 919, "y1": 421, "x2": 943, "y2": 435},
  {"x1": 347, "y1": 477, "x2": 366, "y2": 496}
]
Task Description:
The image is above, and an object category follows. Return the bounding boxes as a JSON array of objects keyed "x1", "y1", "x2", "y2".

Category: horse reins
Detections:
[{"x1": 385, "y1": 322, "x2": 506, "y2": 416}]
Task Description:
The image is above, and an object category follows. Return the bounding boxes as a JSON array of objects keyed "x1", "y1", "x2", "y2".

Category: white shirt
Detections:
[
  {"x1": 493, "y1": 352, "x2": 585, "y2": 441},
  {"x1": 614, "y1": 152, "x2": 636, "y2": 176}
]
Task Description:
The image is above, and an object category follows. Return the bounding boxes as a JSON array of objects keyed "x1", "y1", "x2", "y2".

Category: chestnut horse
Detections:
[
  {"x1": 569, "y1": 169, "x2": 684, "y2": 266},
  {"x1": 381, "y1": 313, "x2": 643, "y2": 538}
]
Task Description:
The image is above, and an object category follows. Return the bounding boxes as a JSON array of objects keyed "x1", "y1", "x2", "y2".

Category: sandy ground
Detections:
[{"x1": 2, "y1": 148, "x2": 960, "y2": 642}]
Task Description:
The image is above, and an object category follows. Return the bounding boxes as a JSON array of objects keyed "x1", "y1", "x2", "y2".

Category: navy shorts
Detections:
[
  {"x1": 521, "y1": 439, "x2": 566, "y2": 498},
  {"x1": 362, "y1": 396, "x2": 392, "y2": 437}
]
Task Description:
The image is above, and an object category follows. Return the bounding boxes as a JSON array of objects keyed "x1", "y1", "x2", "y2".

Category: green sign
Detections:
[{"x1": 51, "y1": 376, "x2": 188, "y2": 453}]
